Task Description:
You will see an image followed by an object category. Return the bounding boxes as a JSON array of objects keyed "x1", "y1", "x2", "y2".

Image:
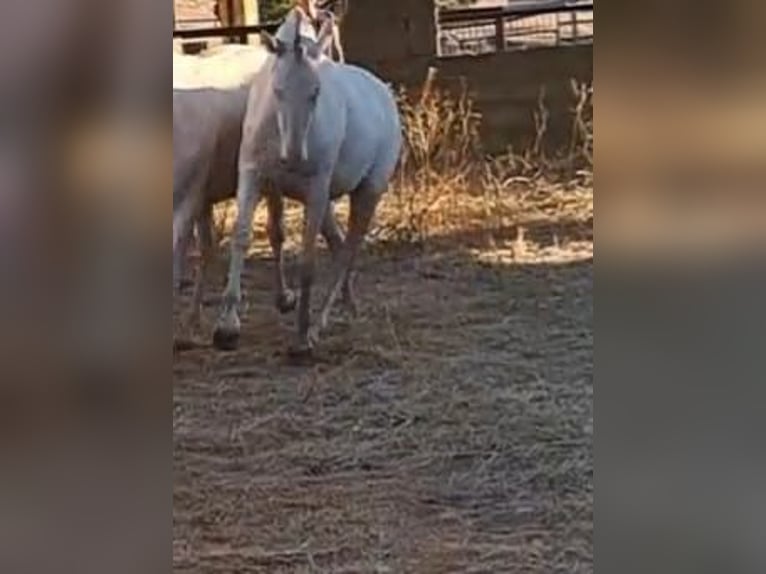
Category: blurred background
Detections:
[
  {"x1": 0, "y1": 0, "x2": 763, "y2": 572},
  {"x1": 598, "y1": 2, "x2": 766, "y2": 573},
  {"x1": 0, "y1": 1, "x2": 169, "y2": 572}
]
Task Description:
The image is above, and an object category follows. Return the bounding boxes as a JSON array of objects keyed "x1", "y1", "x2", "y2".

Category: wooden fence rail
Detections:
[
  {"x1": 438, "y1": 2, "x2": 593, "y2": 56},
  {"x1": 173, "y1": 21, "x2": 280, "y2": 45}
]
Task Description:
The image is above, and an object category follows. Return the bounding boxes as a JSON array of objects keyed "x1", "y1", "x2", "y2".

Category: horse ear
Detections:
[
  {"x1": 261, "y1": 32, "x2": 284, "y2": 55},
  {"x1": 308, "y1": 18, "x2": 335, "y2": 59}
]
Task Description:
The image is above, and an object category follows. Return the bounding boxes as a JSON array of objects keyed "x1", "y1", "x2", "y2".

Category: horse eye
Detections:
[
  {"x1": 274, "y1": 88, "x2": 284, "y2": 100},
  {"x1": 309, "y1": 89, "x2": 319, "y2": 103}
]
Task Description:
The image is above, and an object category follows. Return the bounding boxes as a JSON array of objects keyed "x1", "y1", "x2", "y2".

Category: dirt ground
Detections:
[{"x1": 173, "y1": 197, "x2": 593, "y2": 572}]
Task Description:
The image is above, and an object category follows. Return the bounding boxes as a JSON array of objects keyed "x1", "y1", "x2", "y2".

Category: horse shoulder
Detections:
[{"x1": 332, "y1": 68, "x2": 398, "y2": 138}]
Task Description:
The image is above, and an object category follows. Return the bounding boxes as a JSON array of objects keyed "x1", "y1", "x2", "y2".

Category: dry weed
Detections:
[
  {"x1": 374, "y1": 78, "x2": 593, "y2": 252},
  {"x1": 209, "y1": 78, "x2": 594, "y2": 263}
]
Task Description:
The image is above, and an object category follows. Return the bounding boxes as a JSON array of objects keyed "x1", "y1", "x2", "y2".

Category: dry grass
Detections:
[
  {"x1": 209, "y1": 79, "x2": 593, "y2": 253},
  {"x1": 174, "y1": 84, "x2": 593, "y2": 573},
  {"x1": 373, "y1": 80, "x2": 593, "y2": 249}
]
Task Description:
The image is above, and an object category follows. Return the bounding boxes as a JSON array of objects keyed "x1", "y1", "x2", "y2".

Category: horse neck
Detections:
[
  {"x1": 277, "y1": 9, "x2": 318, "y2": 44},
  {"x1": 314, "y1": 63, "x2": 347, "y2": 128}
]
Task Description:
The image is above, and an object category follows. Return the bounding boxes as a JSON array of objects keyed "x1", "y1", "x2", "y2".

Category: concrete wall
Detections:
[
  {"x1": 342, "y1": 0, "x2": 593, "y2": 154},
  {"x1": 344, "y1": 0, "x2": 437, "y2": 63},
  {"x1": 437, "y1": 45, "x2": 593, "y2": 154},
  {"x1": 343, "y1": 0, "x2": 437, "y2": 87}
]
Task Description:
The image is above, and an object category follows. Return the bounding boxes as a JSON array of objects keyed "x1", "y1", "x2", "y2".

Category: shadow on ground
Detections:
[{"x1": 173, "y1": 218, "x2": 593, "y2": 573}]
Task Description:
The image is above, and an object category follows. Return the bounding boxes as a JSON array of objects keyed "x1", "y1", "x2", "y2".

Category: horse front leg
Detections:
[
  {"x1": 213, "y1": 167, "x2": 261, "y2": 351},
  {"x1": 289, "y1": 189, "x2": 330, "y2": 358},
  {"x1": 266, "y1": 193, "x2": 297, "y2": 314},
  {"x1": 172, "y1": 188, "x2": 199, "y2": 293}
]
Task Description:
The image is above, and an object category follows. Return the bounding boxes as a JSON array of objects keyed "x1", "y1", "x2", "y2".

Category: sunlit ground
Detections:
[{"x1": 174, "y1": 178, "x2": 594, "y2": 572}]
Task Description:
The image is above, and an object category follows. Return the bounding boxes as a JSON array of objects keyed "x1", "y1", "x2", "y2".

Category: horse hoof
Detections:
[
  {"x1": 173, "y1": 337, "x2": 196, "y2": 354},
  {"x1": 287, "y1": 341, "x2": 314, "y2": 362},
  {"x1": 213, "y1": 327, "x2": 240, "y2": 351},
  {"x1": 276, "y1": 290, "x2": 297, "y2": 314}
]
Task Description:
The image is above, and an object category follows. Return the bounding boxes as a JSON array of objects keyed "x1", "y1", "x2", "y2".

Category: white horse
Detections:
[
  {"x1": 172, "y1": 45, "x2": 264, "y2": 331},
  {"x1": 173, "y1": 9, "x2": 346, "y2": 335},
  {"x1": 213, "y1": 9, "x2": 403, "y2": 356}
]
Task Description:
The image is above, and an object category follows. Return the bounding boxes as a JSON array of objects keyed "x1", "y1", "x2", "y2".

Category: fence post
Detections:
[
  {"x1": 571, "y1": 11, "x2": 578, "y2": 43},
  {"x1": 495, "y1": 14, "x2": 506, "y2": 53},
  {"x1": 225, "y1": 0, "x2": 259, "y2": 44}
]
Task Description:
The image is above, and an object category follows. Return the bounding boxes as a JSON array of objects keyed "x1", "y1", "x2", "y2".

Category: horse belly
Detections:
[
  {"x1": 330, "y1": 161, "x2": 367, "y2": 198},
  {"x1": 331, "y1": 134, "x2": 379, "y2": 195}
]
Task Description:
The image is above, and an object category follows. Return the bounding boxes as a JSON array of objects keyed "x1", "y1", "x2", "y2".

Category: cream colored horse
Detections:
[
  {"x1": 214, "y1": 9, "x2": 402, "y2": 356},
  {"x1": 173, "y1": 8, "x2": 346, "y2": 339}
]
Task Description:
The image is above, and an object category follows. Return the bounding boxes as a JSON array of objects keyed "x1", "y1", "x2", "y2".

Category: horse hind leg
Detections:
[
  {"x1": 186, "y1": 204, "x2": 215, "y2": 330},
  {"x1": 321, "y1": 205, "x2": 356, "y2": 315},
  {"x1": 173, "y1": 225, "x2": 194, "y2": 292},
  {"x1": 315, "y1": 183, "x2": 381, "y2": 336},
  {"x1": 173, "y1": 193, "x2": 198, "y2": 293}
]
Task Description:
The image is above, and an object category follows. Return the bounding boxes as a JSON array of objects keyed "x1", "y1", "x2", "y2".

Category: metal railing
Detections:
[
  {"x1": 173, "y1": 21, "x2": 281, "y2": 45},
  {"x1": 172, "y1": 2, "x2": 593, "y2": 56},
  {"x1": 438, "y1": 1, "x2": 593, "y2": 57}
]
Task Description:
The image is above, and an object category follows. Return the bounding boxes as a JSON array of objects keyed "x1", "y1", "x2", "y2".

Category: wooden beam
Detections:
[
  {"x1": 233, "y1": 0, "x2": 260, "y2": 44},
  {"x1": 172, "y1": 23, "x2": 279, "y2": 41},
  {"x1": 494, "y1": 15, "x2": 506, "y2": 53}
]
